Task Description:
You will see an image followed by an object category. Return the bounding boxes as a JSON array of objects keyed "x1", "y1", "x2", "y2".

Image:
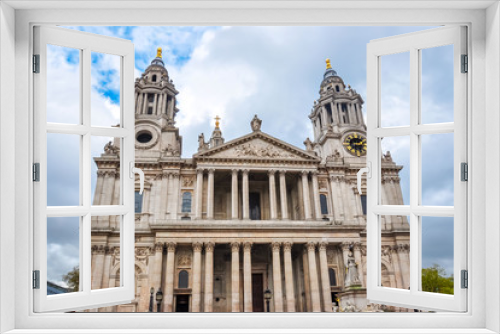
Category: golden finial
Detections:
[
  {"x1": 156, "y1": 47, "x2": 162, "y2": 58},
  {"x1": 326, "y1": 58, "x2": 332, "y2": 69},
  {"x1": 215, "y1": 115, "x2": 221, "y2": 128}
]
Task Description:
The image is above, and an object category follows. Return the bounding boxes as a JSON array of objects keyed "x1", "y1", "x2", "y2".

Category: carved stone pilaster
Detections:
[
  {"x1": 231, "y1": 242, "x2": 240, "y2": 252},
  {"x1": 319, "y1": 241, "x2": 328, "y2": 252},
  {"x1": 205, "y1": 241, "x2": 215, "y2": 252},
  {"x1": 193, "y1": 242, "x2": 203, "y2": 252},
  {"x1": 283, "y1": 241, "x2": 293, "y2": 252},
  {"x1": 155, "y1": 242, "x2": 164, "y2": 252},
  {"x1": 243, "y1": 242, "x2": 252, "y2": 252},
  {"x1": 167, "y1": 242, "x2": 177, "y2": 252}
]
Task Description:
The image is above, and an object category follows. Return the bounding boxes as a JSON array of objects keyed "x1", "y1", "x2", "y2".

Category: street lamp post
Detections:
[
  {"x1": 156, "y1": 287, "x2": 163, "y2": 312},
  {"x1": 264, "y1": 288, "x2": 272, "y2": 313},
  {"x1": 149, "y1": 287, "x2": 154, "y2": 312}
]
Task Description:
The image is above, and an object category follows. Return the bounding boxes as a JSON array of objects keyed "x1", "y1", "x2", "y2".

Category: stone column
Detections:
[
  {"x1": 168, "y1": 96, "x2": 175, "y2": 119},
  {"x1": 311, "y1": 171, "x2": 322, "y2": 219},
  {"x1": 136, "y1": 92, "x2": 143, "y2": 114},
  {"x1": 279, "y1": 170, "x2": 289, "y2": 220},
  {"x1": 91, "y1": 245, "x2": 105, "y2": 289},
  {"x1": 336, "y1": 176, "x2": 345, "y2": 221},
  {"x1": 93, "y1": 170, "x2": 105, "y2": 205},
  {"x1": 268, "y1": 170, "x2": 278, "y2": 220},
  {"x1": 152, "y1": 93, "x2": 158, "y2": 115},
  {"x1": 191, "y1": 242, "x2": 203, "y2": 312},
  {"x1": 207, "y1": 169, "x2": 215, "y2": 219},
  {"x1": 356, "y1": 103, "x2": 364, "y2": 126},
  {"x1": 163, "y1": 242, "x2": 177, "y2": 312},
  {"x1": 231, "y1": 242, "x2": 240, "y2": 312},
  {"x1": 318, "y1": 242, "x2": 333, "y2": 312},
  {"x1": 160, "y1": 171, "x2": 169, "y2": 220},
  {"x1": 204, "y1": 242, "x2": 215, "y2": 312},
  {"x1": 301, "y1": 171, "x2": 312, "y2": 220},
  {"x1": 243, "y1": 242, "x2": 253, "y2": 312},
  {"x1": 242, "y1": 169, "x2": 250, "y2": 220},
  {"x1": 171, "y1": 174, "x2": 180, "y2": 219},
  {"x1": 341, "y1": 243, "x2": 351, "y2": 277},
  {"x1": 195, "y1": 169, "x2": 204, "y2": 219},
  {"x1": 302, "y1": 247, "x2": 312, "y2": 311},
  {"x1": 283, "y1": 242, "x2": 295, "y2": 312},
  {"x1": 231, "y1": 169, "x2": 239, "y2": 220},
  {"x1": 153, "y1": 242, "x2": 164, "y2": 291},
  {"x1": 398, "y1": 244, "x2": 410, "y2": 289},
  {"x1": 154, "y1": 174, "x2": 163, "y2": 221},
  {"x1": 142, "y1": 93, "x2": 148, "y2": 114},
  {"x1": 307, "y1": 242, "x2": 321, "y2": 312},
  {"x1": 271, "y1": 242, "x2": 284, "y2": 312},
  {"x1": 100, "y1": 246, "x2": 112, "y2": 289},
  {"x1": 157, "y1": 93, "x2": 163, "y2": 115}
]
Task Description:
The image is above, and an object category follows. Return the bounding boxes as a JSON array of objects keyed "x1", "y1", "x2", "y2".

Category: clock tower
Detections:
[{"x1": 308, "y1": 59, "x2": 366, "y2": 162}]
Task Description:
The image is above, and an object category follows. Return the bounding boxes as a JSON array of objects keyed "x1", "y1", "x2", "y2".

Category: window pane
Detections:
[
  {"x1": 47, "y1": 133, "x2": 80, "y2": 206},
  {"x1": 91, "y1": 136, "x2": 121, "y2": 206},
  {"x1": 380, "y1": 52, "x2": 410, "y2": 127},
  {"x1": 91, "y1": 52, "x2": 121, "y2": 127},
  {"x1": 135, "y1": 192, "x2": 143, "y2": 213},
  {"x1": 46, "y1": 45, "x2": 80, "y2": 124},
  {"x1": 181, "y1": 192, "x2": 192, "y2": 213},
  {"x1": 380, "y1": 215, "x2": 410, "y2": 290},
  {"x1": 421, "y1": 133, "x2": 454, "y2": 206},
  {"x1": 420, "y1": 216, "x2": 454, "y2": 295},
  {"x1": 380, "y1": 136, "x2": 410, "y2": 205},
  {"x1": 47, "y1": 217, "x2": 80, "y2": 294},
  {"x1": 91, "y1": 215, "x2": 121, "y2": 290},
  {"x1": 421, "y1": 45, "x2": 454, "y2": 124}
]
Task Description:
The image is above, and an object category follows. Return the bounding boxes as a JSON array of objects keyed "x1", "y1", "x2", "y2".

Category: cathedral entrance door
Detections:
[
  {"x1": 175, "y1": 295, "x2": 189, "y2": 312},
  {"x1": 252, "y1": 274, "x2": 264, "y2": 312},
  {"x1": 249, "y1": 192, "x2": 261, "y2": 220}
]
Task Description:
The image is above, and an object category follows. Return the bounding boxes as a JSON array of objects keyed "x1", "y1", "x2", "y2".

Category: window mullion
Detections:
[{"x1": 409, "y1": 47, "x2": 420, "y2": 294}]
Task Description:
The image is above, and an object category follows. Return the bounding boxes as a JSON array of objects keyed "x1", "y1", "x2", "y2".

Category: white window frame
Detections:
[
  {"x1": 366, "y1": 26, "x2": 467, "y2": 312},
  {"x1": 0, "y1": 2, "x2": 498, "y2": 333},
  {"x1": 32, "y1": 25, "x2": 136, "y2": 312}
]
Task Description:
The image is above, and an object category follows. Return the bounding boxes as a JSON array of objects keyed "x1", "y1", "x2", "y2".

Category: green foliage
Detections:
[
  {"x1": 421, "y1": 264, "x2": 454, "y2": 295},
  {"x1": 62, "y1": 266, "x2": 80, "y2": 292}
]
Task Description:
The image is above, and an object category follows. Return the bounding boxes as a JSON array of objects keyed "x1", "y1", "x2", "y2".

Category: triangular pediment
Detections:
[{"x1": 194, "y1": 131, "x2": 319, "y2": 162}]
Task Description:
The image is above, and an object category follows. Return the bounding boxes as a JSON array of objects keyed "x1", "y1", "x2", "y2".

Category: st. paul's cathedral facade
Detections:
[{"x1": 90, "y1": 50, "x2": 410, "y2": 313}]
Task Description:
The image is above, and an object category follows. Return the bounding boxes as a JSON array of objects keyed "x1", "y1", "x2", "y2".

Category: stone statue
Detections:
[
  {"x1": 251, "y1": 115, "x2": 262, "y2": 132},
  {"x1": 344, "y1": 250, "x2": 361, "y2": 287},
  {"x1": 198, "y1": 133, "x2": 205, "y2": 151},
  {"x1": 343, "y1": 301, "x2": 357, "y2": 312},
  {"x1": 103, "y1": 141, "x2": 119, "y2": 156},
  {"x1": 304, "y1": 137, "x2": 313, "y2": 151}
]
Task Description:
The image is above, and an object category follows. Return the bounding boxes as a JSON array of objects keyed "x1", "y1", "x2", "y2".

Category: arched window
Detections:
[
  {"x1": 178, "y1": 270, "x2": 189, "y2": 288},
  {"x1": 181, "y1": 192, "x2": 192, "y2": 213},
  {"x1": 152, "y1": 74, "x2": 157, "y2": 82},
  {"x1": 320, "y1": 194, "x2": 328, "y2": 215},
  {"x1": 335, "y1": 85, "x2": 340, "y2": 92},
  {"x1": 329, "y1": 268, "x2": 337, "y2": 286}
]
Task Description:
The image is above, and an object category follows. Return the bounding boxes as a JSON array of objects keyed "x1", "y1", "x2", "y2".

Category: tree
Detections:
[
  {"x1": 421, "y1": 264, "x2": 454, "y2": 295},
  {"x1": 62, "y1": 266, "x2": 80, "y2": 292}
]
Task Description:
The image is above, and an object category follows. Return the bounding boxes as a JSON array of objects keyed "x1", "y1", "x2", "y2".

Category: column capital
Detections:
[
  {"x1": 301, "y1": 170, "x2": 310, "y2": 176},
  {"x1": 167, "y1": 242, "x2": 177, "y2": 252},
  {"x1": 208, "y1": 168, "x2": 215, "y2": 174},
  {"x1": 243, "y1": 242, "x2": 252, "y2": 252},
  {"x1": 205, "y1": 241, "x2": 215, "y2": 252},
  {"x1": 231, "y1": 242, "x2": 240, "y2": 252},
  {"x1": 155, "y1": 242, "x2": 164, "y2": 252},
  {"x1": 231, "y1": 169, "x2": 239, "y2": 175},
  {"x1": 279, "y1": 169, "x2": 287, "y2": 175},
  {"x1": 268, "y1": 169, "x2": 276, "y2": 176},
  {"x1": 310, "y1": 170, "x2": 319, "y2": 176},
  {"x1": 283, "y1": 241, "x2": 293, "y2": 252},
  {"x1": 196, "y1": 168, "x2": 204, "y2": 175},
  {"x1": 353, "y1": 242, "x2": 362, "y2": 251},
  {"x1": 242, "y1": 169, "x2": 250, "y2": 175},
  {"x1": 306, "y1": 241, "x2": 316, "y2": 252},
  {"x1": 271, "y1": 242, "x2": 281, "y2": 252},
  {"x1": 162, "y1": 170, "x2": 170, "y2": 177},
  {"x1": 192, "y1": 242, "x2": 203, "y2": 252},
  {"x1": 341, "y1": 241, "x2": 352, "y2": 251},
  {"x1": 318, "y1": 241, "x2": 328, "y2": 251}
]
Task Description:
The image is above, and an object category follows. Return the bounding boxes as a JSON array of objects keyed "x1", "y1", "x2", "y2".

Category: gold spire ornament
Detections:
[
  {"x1": 326, "y1": 58, "x2": 332, "y2": 69},
  {"x1": 215, "y1": 115, "x2": 221, "y2": 128},
  {"x1": 156, "y1": 47, "x2": 162, "y2": 58}
]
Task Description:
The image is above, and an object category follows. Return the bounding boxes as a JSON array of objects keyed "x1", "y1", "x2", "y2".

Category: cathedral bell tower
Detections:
[
  {"x1": 134, "y1": 48, "x2": 182, "y2": 158},
  {"x1": 307, "y1": 59, "x2": 367, "y2": 162}
]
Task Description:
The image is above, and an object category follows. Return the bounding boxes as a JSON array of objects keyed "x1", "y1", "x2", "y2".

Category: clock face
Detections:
[{"x1": 343, "y1": 133, "x2": 367, "y2": 157}]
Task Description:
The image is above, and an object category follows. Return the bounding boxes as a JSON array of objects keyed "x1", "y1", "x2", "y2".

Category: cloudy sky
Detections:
[{"x1": 46, "y1": 25, "x2": 455, "y2": 290}]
